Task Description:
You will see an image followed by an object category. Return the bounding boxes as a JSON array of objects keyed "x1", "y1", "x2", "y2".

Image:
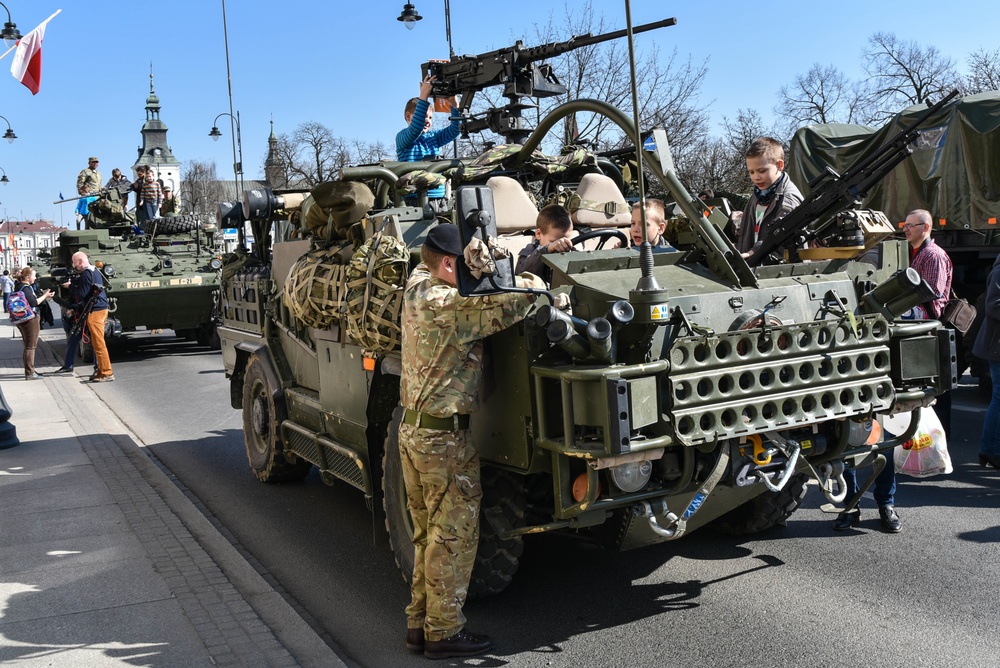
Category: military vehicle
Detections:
[
  {"x1": 47, "y1": 188, "x2": 224, "y2": 357},
  {"x1": 786, "y1": 92, "x2": 998, "y2": 386},
  {"x1": 216, "y1": 18, "x2": 955, "y2": 598}
]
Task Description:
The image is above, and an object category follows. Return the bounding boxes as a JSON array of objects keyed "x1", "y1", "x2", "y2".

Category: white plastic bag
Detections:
[{"x1": 893, "y1": 407, "x2": 952, "y2": 478}]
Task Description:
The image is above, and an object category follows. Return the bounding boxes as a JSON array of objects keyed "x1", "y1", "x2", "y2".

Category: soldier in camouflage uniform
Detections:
[
  {"x1": 76, "y1": 156, "x2": 103, "y2": 226},
  {"x1": 399, "y1": 224, "x2": 544, "y2": 660}
]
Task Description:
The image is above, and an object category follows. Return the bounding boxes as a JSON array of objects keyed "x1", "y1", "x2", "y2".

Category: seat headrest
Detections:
[
  {"x1": 487, "y1": 176, "x2": 538, "y2": 234},
  {"x1": 570, "y1": 173, "x2": 630, "y2": 228}
]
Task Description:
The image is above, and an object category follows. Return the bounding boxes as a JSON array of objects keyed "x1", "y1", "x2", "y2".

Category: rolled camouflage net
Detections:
[
  {"x1": 283, "y1": 244, "x2": 353, "y2": 329},
  {"x1": 342, "y1": 232, "x2": 410, "y2": 352}
]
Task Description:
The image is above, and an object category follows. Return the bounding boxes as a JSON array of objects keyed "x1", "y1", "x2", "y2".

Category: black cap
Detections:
[{"x1": 423, "y1": 224, "x2": 463, "y2": 256}]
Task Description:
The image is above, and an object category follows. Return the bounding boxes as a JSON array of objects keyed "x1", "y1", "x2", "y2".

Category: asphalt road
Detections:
[{"x1": 70, "y1": 331, "x2": 1000, "y2": 668}]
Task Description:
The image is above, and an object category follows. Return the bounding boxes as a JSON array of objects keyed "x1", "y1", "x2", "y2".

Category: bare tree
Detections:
[
  {"x1": 776, "y1": 63, "x2": 866, "y2": 132},
  {"x1": 180, "y1": 160, "x2": 226, "y2": 222},
  {"x1": 965, "y1": 47, "x2": 1000, "y2": 94},
  {"x1": 861, "y1": 32, "x2": 962, "y2": 122}
]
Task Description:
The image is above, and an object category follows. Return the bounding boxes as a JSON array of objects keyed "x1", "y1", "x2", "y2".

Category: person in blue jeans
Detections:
[
  {"x1": 834, "y1": 455, "x2": 900, "y2": 533},
  {"x1": 973, "y1": 254, "x2": 1000, "y2": 469}
]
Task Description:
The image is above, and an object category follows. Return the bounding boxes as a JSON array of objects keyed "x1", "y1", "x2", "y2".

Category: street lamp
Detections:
[
  {"x1": 209, "y1": 111, "x2": 243, "y2": 198},
  {"x1": 0, "y1": 2, "x2": 20, "y2": 50},
  {"x1": 397, "y1": 1, "x2": 453, "y2": 56},
  {"x1": 0, "y1": 166, "x2": 8, "y2": 185},
  {"x1": 396, "y1": 3, "x2": 422, "y2": 30},
  {"x1": 0, "y1": 115, "x2": 15, "y2": 143}
]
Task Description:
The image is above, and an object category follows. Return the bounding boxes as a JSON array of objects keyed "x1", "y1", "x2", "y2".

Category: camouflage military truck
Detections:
[
  {"x1": 218, "y1": 79, "x2": 955, "y2": 596},
  {"x1": 46, "y1": 188, "x2": 224, "y2": 358}
]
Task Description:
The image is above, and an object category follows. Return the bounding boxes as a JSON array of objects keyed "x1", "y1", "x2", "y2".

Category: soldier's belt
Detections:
[{"x1": 403, "y1": 408, "x2": 470, "y2": 431}]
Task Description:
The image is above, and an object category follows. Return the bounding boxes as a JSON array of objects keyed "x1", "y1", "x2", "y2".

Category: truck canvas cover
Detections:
[{"x1": 787, "y1": 92, "x2": 1000, "y2": 230}]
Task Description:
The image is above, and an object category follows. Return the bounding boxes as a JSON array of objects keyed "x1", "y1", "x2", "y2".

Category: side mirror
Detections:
[{"x1": 454, "y1": 185, "x2": 515, "y2": 296}]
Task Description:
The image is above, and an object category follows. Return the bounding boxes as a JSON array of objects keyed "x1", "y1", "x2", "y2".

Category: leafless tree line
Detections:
[{"x1": 183, "y1": 4, "x2": 999, "y2": 210}]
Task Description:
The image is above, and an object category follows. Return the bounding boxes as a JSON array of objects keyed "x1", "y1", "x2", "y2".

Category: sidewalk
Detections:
[{"x1": 0, "y1": 319, "x2": 346, "y2": 667}]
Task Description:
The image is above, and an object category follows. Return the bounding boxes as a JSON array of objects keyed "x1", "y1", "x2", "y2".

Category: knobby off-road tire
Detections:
[
  {"x1": 382, "y1": 406, "x2": 526, "y2": 599},
  {"x1": 140, "y1": 214, "x2": 202, "y2": 235},
  {"x1": 241, "y1": 356, "x2": 312, "y2": 482},
  {"x1": 715, "y1": 472, "x2": 809, "y2": 536}
]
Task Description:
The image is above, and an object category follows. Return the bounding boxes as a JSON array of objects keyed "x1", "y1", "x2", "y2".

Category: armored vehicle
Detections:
[
  {"x1": 47, "y1": 189, "x2": 224, "y2": 356},
  {"x1": 217, "y1": 24, "x2": 954, "y2": 598}
]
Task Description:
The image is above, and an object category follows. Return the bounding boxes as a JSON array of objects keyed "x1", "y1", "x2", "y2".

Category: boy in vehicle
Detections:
[
  {"x1": 630, "y1": 198, "x2": 674, "y2": 250},
  {"x1": 396, "y1": 75, "x2": 461, "y2": 200},
  {"x1": 737, "y1": 137, "x2": 803, "y2": 262},
  {"x1": 515, "y1": 203, "x2": 574, "y2": 284}
]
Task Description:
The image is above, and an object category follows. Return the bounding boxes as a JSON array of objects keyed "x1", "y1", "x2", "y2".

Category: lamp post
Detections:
[
  {"x1": 209, "y1": 111, "x2": 243, "y2": 201},
  {"x1": 0, "y1": 115, "x2": 15, "y2": 144},
  {"x1": 0, "y1": 2, "x2": 20, "y2": 50},
  {"x1": 0, "y1": 165, "x2": 8, "y2": 185},
  {"x1": 397, "y1": 1, "x2": 453, "y2": 57}
]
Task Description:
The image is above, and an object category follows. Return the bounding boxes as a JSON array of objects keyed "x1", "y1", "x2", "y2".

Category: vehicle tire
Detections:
[
  {"x1": 241, "y1": 355, "x2": 311, "y2": 482},
  {"x1": 382, "y1": 406, "x2": 526, "y2": 599},
  {"x1": 714, "y1": 472, "x2": 809, "y2": 536},
  {"x1": 196, "y1": 323, "x2": 221, "y2": 349},
  {"x1": 141, "y1": 214, "x2": 202, "y2": 235}
]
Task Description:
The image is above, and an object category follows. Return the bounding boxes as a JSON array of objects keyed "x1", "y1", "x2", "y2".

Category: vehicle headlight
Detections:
[
  {"x1": 103, "y1": 265, "x2": 116, "y2": 277},
  {"x1": 210, "y1": 258, "x2": 223, "y2": 270},
  {"x1": 608, "y1": 460, "x2": 653, "y2": 493}
]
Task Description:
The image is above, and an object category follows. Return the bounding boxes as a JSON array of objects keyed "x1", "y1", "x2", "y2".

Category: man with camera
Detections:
[{"x1": 59, "y1": 251, "x2": 114, "y2": 382}]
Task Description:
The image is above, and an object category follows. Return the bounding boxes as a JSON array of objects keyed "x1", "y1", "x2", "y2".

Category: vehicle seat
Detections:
[
  {"x1": 487, "y1": 176, "x2": 539, "y2": 259},
  {"x1": 569, "y1": 173, "x2": 631, "y2": 250}
]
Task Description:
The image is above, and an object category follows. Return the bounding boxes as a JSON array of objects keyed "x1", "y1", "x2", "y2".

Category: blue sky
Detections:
[{"x1": 0, "y1": 0, "x2": 996, "y2": 225}]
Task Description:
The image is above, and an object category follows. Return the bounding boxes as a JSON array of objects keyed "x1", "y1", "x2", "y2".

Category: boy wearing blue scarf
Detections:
[{"x1": 736, "y1": 137, "x2": 803, "y2": 263}]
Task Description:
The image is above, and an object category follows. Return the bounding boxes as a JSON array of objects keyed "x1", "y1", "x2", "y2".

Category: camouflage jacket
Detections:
[
  {"x1": 400, "y1": 264, "x2": 544, "y2": 418},
  {"x1": 77, "y1": 167, "x2": 102, "y2": 196}
]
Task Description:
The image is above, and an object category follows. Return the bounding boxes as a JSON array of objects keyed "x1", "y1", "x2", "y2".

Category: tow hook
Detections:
[
  {"x1": 755, "y1": 432, "x2": 801, "y2": 492},
  {"x1": 641, "y1": 445, "x2": 731, "y2": 540},
  {"x1": 802, "y1": 458, "x2": 848, "y2": 504}
]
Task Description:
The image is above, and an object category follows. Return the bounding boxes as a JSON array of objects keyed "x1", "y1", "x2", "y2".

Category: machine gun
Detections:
[
  {"x1": 422, "y1": 17, "x2": 676, "y2": 144},
  {"x1": 746, "y1": 89, "x2": 960, "y2": 267},
  {"x1": 53, "y1": 179, "x2": 132, "y2": 205}
]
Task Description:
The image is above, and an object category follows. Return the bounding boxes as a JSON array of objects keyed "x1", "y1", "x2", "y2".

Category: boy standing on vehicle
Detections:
[
  {"x1": 737, "y1": 137, "x2": 803, "y2": 263},
  {"x1": 399, "y1": 224, "x2": 543, "y2": 660},
  {"x1": 515, "y1": 203, "x2": 575, "y2": 284},
  {"x1": 396, "y1": 75, "x2": 461, "y2": 200}
]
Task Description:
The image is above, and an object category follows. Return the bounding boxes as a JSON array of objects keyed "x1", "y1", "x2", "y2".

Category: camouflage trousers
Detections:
[{"x1": 398, "y1": 423, "x2": 482, "y2": 641}]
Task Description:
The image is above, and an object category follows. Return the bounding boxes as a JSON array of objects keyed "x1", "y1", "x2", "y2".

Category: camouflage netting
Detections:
[
  {"x1": 283, "y1": 244, "x2": 353, "y2": 329},
  {"x1": 456, "y1": 143, "x2": 596, "y2": 182},
  {"x1": 342, "y1": 232, "x2": 410, "y2": 353}
]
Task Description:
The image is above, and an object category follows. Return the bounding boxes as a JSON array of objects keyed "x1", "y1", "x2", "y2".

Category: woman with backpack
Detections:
[{"x1": 11, "y1": 267, "x2": 55, "y2": 379}]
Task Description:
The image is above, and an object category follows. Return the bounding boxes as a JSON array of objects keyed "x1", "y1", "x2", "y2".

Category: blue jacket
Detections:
[{"x1": 395, "y1": 98, "x2": 461, "y2": 198}]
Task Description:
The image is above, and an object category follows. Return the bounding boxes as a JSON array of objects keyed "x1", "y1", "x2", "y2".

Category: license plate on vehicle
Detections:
[
  {"x1": 168, "y1": 277, "x2": 203, "y2": 285},
  {"x1": 126, "y1": 280, "x2": 160, "y2": 289}
]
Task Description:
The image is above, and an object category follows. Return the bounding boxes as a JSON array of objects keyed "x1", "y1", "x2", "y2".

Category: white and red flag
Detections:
[{"x1": 8, "y1": 10, "x2": 62, "y2": 95}]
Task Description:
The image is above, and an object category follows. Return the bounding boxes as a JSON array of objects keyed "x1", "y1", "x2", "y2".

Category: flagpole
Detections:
[{"x1": 0, "y1": 9, "x2": 62, "y2": 63}]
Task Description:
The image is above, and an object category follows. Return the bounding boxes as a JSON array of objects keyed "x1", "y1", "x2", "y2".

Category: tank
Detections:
[
  {"x1": 44, "y1": 188, "x2": 225, "y2": 358},
  {"x1": 216, "y1": 26, "x2": 954, "y2": 598}
]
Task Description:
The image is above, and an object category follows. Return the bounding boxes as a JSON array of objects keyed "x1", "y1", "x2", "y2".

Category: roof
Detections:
[{"x1": 0, "y1": 220, "x2": 63, "y2": 234}]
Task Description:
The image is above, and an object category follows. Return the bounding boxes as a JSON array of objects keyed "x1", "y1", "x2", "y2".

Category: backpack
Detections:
[{"x1": 7, "y1": 290, "x2": 36, "y2": 325}]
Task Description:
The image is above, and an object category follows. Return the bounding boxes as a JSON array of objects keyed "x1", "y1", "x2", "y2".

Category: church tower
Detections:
[
  {"x1": 132, "y1": 70, "x2": 181, "y2": 192},
  {"x1": 263, "y1": 118, "x2": 286, "y2": 188}
]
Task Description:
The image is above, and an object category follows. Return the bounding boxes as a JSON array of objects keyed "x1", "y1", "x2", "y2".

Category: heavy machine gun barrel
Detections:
[
  {"x1": 53, "y1": 181, "x2": 132, "y2": 205},
  {"x1": 746, "y1": 89, "x2": 960, "y2": 267},
  {"x1": 422, "y1": 17, "x2": 676, "y2": 143}
]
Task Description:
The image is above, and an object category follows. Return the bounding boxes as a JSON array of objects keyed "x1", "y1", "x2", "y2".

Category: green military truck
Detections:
[
  {"x1": 787, "y1": 91, "x2": 1000, "y2": 383},
  {"x1": 217, "y1": 81, "x2": 954, "y2": 595}
]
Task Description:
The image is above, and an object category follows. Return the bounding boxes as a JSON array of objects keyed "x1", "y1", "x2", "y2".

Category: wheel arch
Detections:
[{"x1": 231, "y1": 341, "x2": 283, "y2": 411}]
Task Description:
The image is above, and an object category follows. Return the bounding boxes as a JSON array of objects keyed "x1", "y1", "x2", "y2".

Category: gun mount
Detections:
[
  {"x1": 746, "y1": 89, "x2": 961, "y2": 267},
  {"x1": 422, "y1": 17, "x2": 676, "y2": 143}
]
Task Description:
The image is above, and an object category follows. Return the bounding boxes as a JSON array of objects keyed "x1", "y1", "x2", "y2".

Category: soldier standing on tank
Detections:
[
  {"x1": 399, "y1": 224, "x2": 544, "y2": 660},
  {"x1": 75, "y1": 156, "x2": 102, "y2": 227}
]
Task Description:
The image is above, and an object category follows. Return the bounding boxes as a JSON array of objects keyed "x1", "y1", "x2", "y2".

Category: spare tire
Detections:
[{"x1": 141, "y1": 214, "x2": 203, "y2": 235}]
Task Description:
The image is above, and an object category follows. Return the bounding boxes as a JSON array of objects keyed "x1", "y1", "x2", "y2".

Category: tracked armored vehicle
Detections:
[
  {"x1": 47, "y1": 189, "x2": 224, "y2": 356},
  {"x1": 217, "y1": 22, "x2": 955, "y2": 598}
]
